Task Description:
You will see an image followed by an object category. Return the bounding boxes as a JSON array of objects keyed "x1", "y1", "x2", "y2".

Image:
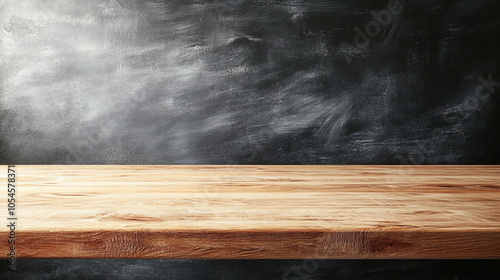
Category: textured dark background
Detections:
[
  {"x1": 1, "y1": 0, "x2": 500, "y2": 279},
  {"x1": 2, "y1": 259, "x2": 500, "y2": 280},
  {"x1": 1, "y1": 0, "x2": 499, "y2": 164}
]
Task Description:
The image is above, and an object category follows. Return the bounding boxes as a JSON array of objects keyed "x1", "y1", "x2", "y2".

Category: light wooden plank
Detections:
[{"x1": 1, "y1": 165, "x2": 499, "y2": 259}]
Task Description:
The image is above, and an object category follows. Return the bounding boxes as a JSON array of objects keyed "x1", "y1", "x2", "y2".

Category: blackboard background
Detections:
[
  {"x1": 1, "y1": 0, "x2": 500, "y2": 279},
  {"x1": 2, "y1": 259, "x2": 500, "y2": 280},
  {"x1": 1, "y1": 0, "x2": 499, "y2": 165}
]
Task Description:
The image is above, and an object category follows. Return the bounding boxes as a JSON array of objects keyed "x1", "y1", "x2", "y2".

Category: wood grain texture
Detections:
[{"x1": 1, "y1": 165, "x2": 499, "y2": 259}]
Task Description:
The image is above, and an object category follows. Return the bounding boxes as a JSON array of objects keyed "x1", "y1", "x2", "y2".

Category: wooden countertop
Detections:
[{"x1": 1, "y1": 165, "x2": 499, "y2": 259}]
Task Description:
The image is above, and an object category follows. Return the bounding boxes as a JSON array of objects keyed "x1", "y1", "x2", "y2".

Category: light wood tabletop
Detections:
[{"x1": 1, "y1": 165, "x2": 499, "y2": 259}]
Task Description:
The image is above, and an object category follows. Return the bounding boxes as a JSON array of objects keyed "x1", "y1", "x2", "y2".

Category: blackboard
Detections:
[
  {"x1": 1, "y1": 0, "x2": 498, "y2": 165},
  {"x1": 1, "y1": 0, "x2": 499, "y2": 279}
]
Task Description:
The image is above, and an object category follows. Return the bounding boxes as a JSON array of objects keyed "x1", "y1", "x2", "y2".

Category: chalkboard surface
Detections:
[
  {"x1": 1, "y1": 259, "x2": 500, "y2": 280},
  {"x1": 1, "y1": 0, "x2": 499, "y2": 279},
  {"x1": 1, "y1": 0, "x2": 499, "y2": 165}
]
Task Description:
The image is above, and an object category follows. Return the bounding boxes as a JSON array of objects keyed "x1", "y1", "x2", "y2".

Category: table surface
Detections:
[{"x1": 1, "y1": 165, "x2": 499, "y2": 259}]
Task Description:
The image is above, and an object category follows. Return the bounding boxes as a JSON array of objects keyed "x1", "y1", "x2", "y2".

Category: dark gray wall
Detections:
[
  {"x1": 1, "y1": 0, "x2": 499, "y2": 279},
  {"x1": 2, "y1": 259, "x2": 500, "y2": 280},
  {"x1": 1, "y1": 0, "x2": 499, "y2": 164}
]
